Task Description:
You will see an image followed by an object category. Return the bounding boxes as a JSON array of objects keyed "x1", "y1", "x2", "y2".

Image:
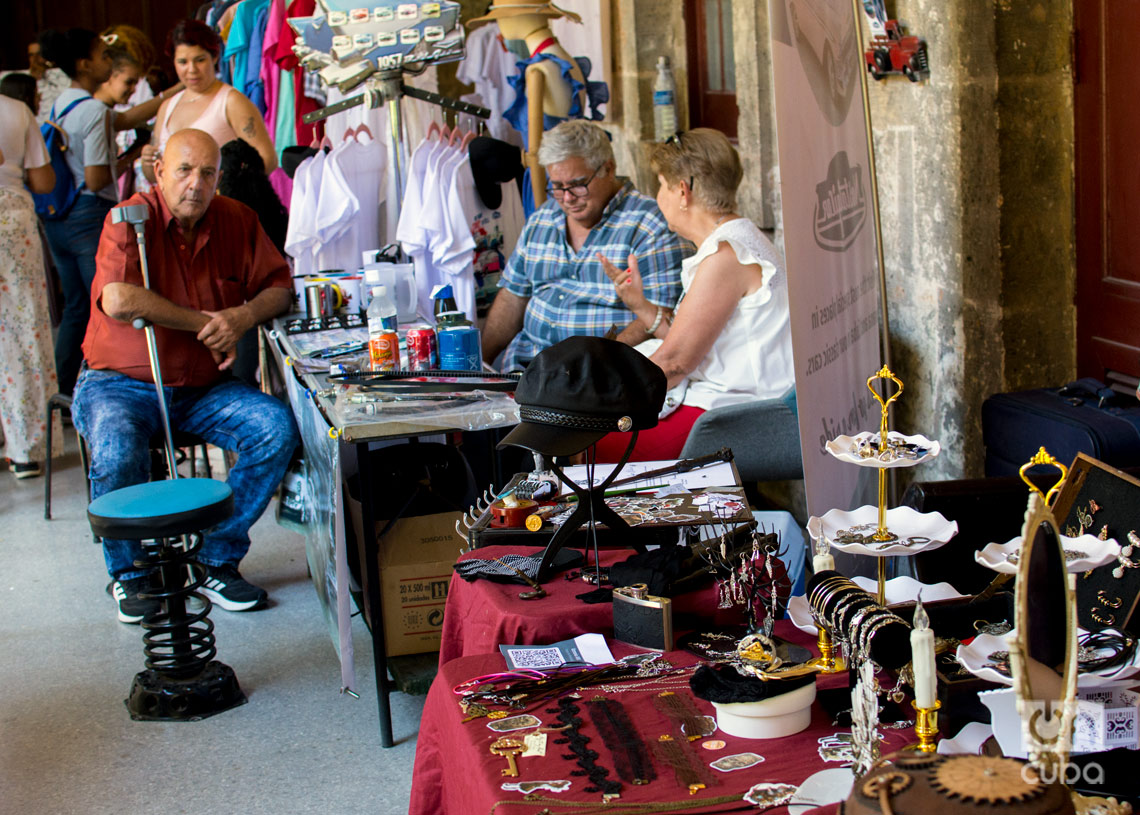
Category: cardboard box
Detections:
[{"x1": 375, "y1": 511, "x2": 466, "y2": 657}]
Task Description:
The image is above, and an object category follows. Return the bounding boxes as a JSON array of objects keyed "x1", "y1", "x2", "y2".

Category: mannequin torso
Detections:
[{"x1": 496, "y1": 17, "x2": 586, "y2": 207}]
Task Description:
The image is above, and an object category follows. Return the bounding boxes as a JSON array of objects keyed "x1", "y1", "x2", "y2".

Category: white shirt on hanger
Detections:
[
  {"x1": 284, "y1": 150, "x2": 325, "y2": 278},
  {"x1": 456, "y1": 26, "x2": 523, "y2": 148}
]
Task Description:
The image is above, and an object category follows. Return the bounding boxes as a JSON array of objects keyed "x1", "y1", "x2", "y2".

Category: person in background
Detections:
[
  {"x1": 595, "y1": 128, "x2": 795, "y2": 461},
  {"x1": 140, "y1": 19, "x2": 277, "y2": 185},
  {"x1": 0, "y1": 83, "x2": 60, "y2": 478},
  {"x1": 93, "y1": 31, "x2": 182, "y2": 188},
  {"x1": 38, "y1": 28, "x2": 115, "y2": 397},
  {"x1": 0, "y1": 41, "x2": 71, "y2": 124},
  {"x1": 481, "y1": 120, "x2": 688, "y2": 372},
  {"x1": 0, "y1": 73, "x2": 40, "y2": 115}
]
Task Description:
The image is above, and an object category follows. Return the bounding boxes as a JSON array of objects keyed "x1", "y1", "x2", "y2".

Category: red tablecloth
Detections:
[
  {"x1": 440, "y1": 545, "x2": 744, "y2": 665},
  {"x1": 410, "y1": 624, "x2": 914, "y2": 815}
]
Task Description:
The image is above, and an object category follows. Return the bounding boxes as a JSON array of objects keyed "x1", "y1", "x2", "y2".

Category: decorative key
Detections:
[
  {"x1": 490, "y1": 737, "x2": 525, "y2": 777},
  {"x1": 460, "y1": 701, "x2": 489, "y2": 723}
]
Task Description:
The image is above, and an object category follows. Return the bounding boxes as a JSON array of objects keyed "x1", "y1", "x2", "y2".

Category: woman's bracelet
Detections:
[{"x1": 647, "y1": 307, "x2": 664, "y2": 335}]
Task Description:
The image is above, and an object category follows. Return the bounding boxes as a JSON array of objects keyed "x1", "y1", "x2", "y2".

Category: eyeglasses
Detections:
[
  {"x1": 547, "y1": 166, "x2": 601, "y2": 200},
  {"x1": 664, "y1": 132, "x2": 694, "y2": 193}
]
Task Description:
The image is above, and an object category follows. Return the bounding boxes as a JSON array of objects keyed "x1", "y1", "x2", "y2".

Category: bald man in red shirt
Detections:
[{"x1": 73, "y1": 128, "x2": 298, "y2": 624}]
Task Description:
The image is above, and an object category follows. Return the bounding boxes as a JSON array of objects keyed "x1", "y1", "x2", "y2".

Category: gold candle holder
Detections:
[
  {"x1": 811, "y1": 626, "x2": 846, "y2": 673},
  {"x1": 912, "y1": 699, "x2": 942, "y2": 753}
]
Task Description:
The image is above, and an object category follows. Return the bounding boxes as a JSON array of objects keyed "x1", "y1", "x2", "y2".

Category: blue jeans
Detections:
[
  {"x1": 72, "y1": 367, "x2": 300, "y2": 580},
  {"x1": 43, "y1": 195, "x2": 114, "y2": 395}
]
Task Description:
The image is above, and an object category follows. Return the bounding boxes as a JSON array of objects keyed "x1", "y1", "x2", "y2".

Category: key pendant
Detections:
[{"x1": 490, "y1": 737, "x2": 524, "y2": 777}]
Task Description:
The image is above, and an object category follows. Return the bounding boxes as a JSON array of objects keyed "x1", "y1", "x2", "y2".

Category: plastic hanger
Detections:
[
  {"x1": 354, "y1": 123, "x2": 373, "y2": 141},
  {"x1": 427, "y1": 120, "x2": 441, "y2": 140},
  {"x1": 460, "y1": 130, "x2": 476, "y2": 151}
]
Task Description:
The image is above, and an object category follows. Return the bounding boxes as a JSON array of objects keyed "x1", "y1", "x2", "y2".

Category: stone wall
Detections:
[{"x1": 608, "y1": 0, "x2": 1076, "y2": 483}]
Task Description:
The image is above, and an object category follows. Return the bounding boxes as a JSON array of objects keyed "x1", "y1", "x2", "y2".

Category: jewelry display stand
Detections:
[
  {"x1": 809, "y1": 366, "x2": 959, "y2": 605},
  {"x1": 974, "y1": 448, "x2": 1121, "y2": 576}
]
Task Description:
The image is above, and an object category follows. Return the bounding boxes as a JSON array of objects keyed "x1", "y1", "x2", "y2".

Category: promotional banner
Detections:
[{"x1": 769, "y1": 0, "x2": 884, "y2": 518}]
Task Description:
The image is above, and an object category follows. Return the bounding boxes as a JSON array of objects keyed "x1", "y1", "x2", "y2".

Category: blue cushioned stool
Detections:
[{"x1": 88, "y1": 478, "x2": 247, "y2": 721}]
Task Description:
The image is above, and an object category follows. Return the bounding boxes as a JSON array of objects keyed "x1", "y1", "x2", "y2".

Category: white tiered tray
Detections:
[
  {"x1": 955, "y1": 630, "x2": 1140, "y2": 689},
  {"x1": 973, "y1": 534, "x2": 1120, "y2": 575},
  {"x1": 787, "y1": 576, "x2": 967, "y2": 635},
  {"x1": 807, "y1": 505, "x2": 958, "y2": 557},
  {"x1": 825, "y1": 431, "x2": 941, "y2": 469}
]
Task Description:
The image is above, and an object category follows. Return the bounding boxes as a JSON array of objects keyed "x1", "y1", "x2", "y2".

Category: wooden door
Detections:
[
  {"x1": 684, "y1": 0, "x2": 739, "y2": 140},
  {"x1": 1075, "y1": 0, "x2": 1140, "y2": 385}
]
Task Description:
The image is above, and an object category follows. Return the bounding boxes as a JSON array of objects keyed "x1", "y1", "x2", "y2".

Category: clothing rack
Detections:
[{"x1": 300, "y1": 69, "x2": 490, "y2": 224}]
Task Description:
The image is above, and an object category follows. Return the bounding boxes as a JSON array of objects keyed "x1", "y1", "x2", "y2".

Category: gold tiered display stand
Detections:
[{"x1": 809, "y1": 366, "x2": 958, "y2": 605}]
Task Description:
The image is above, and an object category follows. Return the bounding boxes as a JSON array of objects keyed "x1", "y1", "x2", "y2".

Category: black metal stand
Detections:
[
  {"x1": 534, "y1": 434, "x2": 645, "y2": 582},
  {"x1": 126, "y1": 532, "x2": 246, "y2": 721}
]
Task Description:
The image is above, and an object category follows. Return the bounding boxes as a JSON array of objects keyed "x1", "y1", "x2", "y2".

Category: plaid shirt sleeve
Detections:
[{"x1": 625, "y1": 206, "x2": 688, "y2": 310}]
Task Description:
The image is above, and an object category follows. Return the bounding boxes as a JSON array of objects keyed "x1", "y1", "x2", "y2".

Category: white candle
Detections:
[
  {"x1": 911, "y1": 595, "x2": 937, "y2": 709},
  {"x1": 813, "y1": 535, "x2": 835, "y2": 573}
]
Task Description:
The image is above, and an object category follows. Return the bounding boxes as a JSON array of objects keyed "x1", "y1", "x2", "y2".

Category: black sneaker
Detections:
[
  {"x1": 199, "y1": 564, "x2": 268, "y2": 612},
  {"x1": 9, "y1": 460, "x2": 42, "y2": 479},
  {"x1": 108, "y1": 576, "x2": 160, "y2": 624}
]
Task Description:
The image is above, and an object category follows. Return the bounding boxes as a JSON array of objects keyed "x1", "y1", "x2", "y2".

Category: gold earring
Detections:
[
  {"x1": 1098, "y1": 590, "x2": 1123, "y2": 609},
  {"x1": 1091, "y1": 607, "x2": 1115, "y2": 626}
]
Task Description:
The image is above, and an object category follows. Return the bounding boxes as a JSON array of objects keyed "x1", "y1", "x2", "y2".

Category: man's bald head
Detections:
[{"x1": 154, "y1": 129, "x2": 221, "y2": 230}]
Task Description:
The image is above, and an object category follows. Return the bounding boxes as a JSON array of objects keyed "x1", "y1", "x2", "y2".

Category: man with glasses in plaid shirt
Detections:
[{"x1": 482, "y1": 120, "x2": 689, "y2": 372}]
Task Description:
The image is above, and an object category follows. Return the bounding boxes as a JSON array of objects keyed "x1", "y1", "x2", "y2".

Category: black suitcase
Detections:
[{"x1": 982, "y1": 379, "x2": 1140, "y2": 476}]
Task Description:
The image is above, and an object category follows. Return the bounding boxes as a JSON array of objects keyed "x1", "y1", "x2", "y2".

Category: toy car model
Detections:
[{"x1": 864, "y1": 19, "x2": 929, "y2": 82}]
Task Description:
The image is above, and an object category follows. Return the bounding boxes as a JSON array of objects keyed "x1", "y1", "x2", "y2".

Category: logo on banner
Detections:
[{"x1": 813, "y1": 151, "x2": 866, "y2": 252}]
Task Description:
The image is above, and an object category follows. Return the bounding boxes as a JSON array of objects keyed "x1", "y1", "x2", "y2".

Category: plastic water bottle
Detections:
[
  {"x1": 367, "y1": 285, "x2": 399, "y2": 371},
  {"x1": 653, "y1": 56, "x2": 677, "y2": 143},
  {"x1": 367, "y1": 285, "x2": 398, "y2": 332}
]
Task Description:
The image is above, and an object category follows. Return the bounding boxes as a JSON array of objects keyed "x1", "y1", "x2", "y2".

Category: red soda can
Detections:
[
  {"x1": 406, "y1": 325, "x2": 439, "y2": 371},
  {"x1": 368, "y1": 329, "x2": 400, "y2": 371}
]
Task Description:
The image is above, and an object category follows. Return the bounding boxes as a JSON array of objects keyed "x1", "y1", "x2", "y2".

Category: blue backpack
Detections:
[{"x1": 33, "y1": 96, "x2": 95, "y2": 220}]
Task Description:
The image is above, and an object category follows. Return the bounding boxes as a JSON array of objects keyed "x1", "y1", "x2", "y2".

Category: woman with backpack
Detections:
[
  {"x1": 0, "y1": 82, "x2": 61, "y2": 477},
  {"x1": 37, "y1": 28, "x2": 115, "y2": 397}
]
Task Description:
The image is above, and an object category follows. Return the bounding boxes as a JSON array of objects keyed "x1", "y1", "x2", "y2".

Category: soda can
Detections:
[
  {"x1": 438, "y1": 325, "x2": 481, "y2": 370},
  {"x1": 406, "y1": 325, "x2": 438, "y2": 371},
  {"x1": 368, "y1": 329, "x2": 400, "y2": 371}
]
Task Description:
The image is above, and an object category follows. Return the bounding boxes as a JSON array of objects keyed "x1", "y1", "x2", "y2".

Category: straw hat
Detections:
[{"x1": 467, "y1": 0, "x2": 583, "y2": 30}]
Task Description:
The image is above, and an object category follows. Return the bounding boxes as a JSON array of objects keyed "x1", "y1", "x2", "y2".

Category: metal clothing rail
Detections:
[
  {"x1": 301, "y1": 75, "x2": 490, "y2": 124},
  {"x1": 298, "y1": 68, "x2": 490, "y2": 225}
]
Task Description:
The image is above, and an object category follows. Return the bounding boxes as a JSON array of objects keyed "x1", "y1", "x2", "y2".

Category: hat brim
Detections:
[
  {"x1": 497, "y1": 421, "x2": 607, "y2": 458},
  {"x1": 467, "y1": 4, "x2": 583, "y2": 30}
]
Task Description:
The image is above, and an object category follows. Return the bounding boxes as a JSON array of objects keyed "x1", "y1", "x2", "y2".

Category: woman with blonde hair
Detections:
[{"x1": 595, "y1": 128, "x2": 794, "y2": 461}]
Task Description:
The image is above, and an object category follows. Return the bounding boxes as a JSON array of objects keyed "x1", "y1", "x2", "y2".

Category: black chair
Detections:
[
  {"x1": 44, "y1": 393, "x2": 213, "y2": 521},
  {"x1": 679, "y1": 395, "x2": 803, "y2": 507}
]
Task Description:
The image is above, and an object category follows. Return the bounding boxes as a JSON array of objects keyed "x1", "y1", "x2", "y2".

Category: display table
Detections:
[
  {"x1": 411, "y1": 623, "x2": 913, "y2": 815},
  {"x1": 440, "y1": 546, "x2": 744, "y2": 665},
  {"x1": 261, "y1": 319, "x2": 519, "y2": 746}
]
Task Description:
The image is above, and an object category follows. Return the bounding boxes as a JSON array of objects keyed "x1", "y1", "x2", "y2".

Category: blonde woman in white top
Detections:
[{"x1": 595, "y1": 128, "x2": 794, "y2": 461}]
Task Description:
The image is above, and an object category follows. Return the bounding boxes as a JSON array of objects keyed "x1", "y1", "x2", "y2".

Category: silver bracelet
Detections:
[{"x1": 647, "y1": 307, "x2": 664, "y2": 335}]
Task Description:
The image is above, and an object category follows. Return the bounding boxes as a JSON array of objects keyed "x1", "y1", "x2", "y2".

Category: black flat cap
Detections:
[{"x1": 499, "y1": 336, "x2": 666, "y2": 457}]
